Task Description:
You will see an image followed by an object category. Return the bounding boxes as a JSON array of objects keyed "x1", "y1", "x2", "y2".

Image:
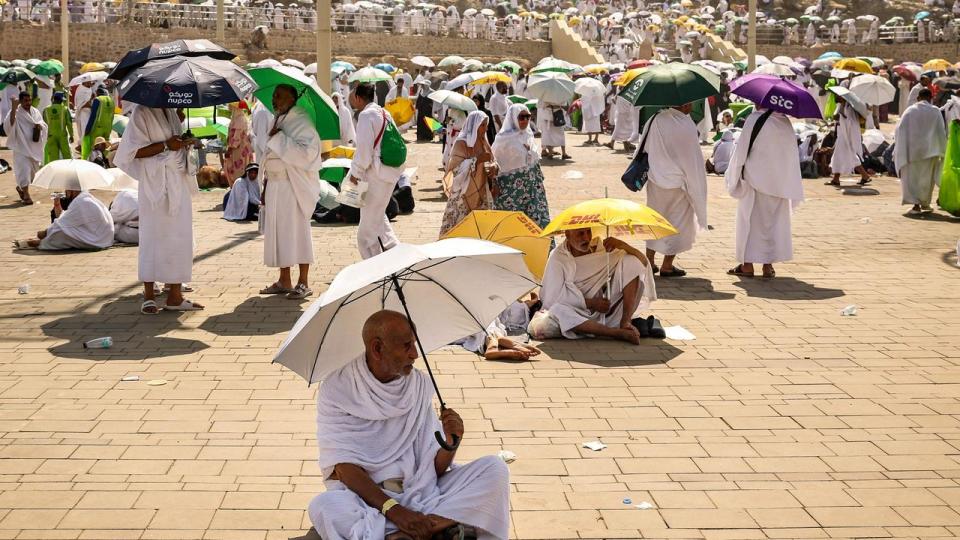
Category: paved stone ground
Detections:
[{"x1": 1, "y1": 129, "x2": 960, "y2": 540}]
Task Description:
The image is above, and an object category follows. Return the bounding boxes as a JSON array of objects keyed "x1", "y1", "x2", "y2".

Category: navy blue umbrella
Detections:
[
  {"x1": 118, "y1": 55, "x2": 256, "y2": 109},
  {"x1": 109, "y1": 39, "x2": 236, "y2": 81}
]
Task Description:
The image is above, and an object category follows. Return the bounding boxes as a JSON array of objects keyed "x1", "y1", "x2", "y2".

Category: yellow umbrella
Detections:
[
  {"x1": 584, "y1": 64, "x2": 609, "y2": 74},
  {"x1": 79, "y1": 62, "x2": 105, "y2": 74},
  {"x1": 540, "y1": 198, "x2": 678, "y2": 240},
  {"x1": 834, "y1": 58, "x2": 873, "y2": 74},
  {"x1": 385, "y1": 97, "x2": 415, "y2": 126},
  {"x1": 924, "y1": 58, "x2": 952, "y2": 72},
  {"x1": 441, "y1": 210, "x2": 552, "y2": 280},
  {"x1": 327, "y1": 145, "x2": 355, "y2": 159},
  {"x1": 469, "y1": 71, "x2": 513, "y2": 86},
  {"x1": 613, "y1": 67, "x2": 646, "y2": 87}
]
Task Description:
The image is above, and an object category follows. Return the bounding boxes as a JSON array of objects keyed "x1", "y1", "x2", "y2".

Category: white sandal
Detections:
[
  {"x1": 162, "y1": 300, "x2": 204, "y2": 312},
  {"x1": 12, "y1": 239, "x2": 36, "y2": 250},
  {"x1": 141, "y1": 300, "x2": 159, "y2": 315}
]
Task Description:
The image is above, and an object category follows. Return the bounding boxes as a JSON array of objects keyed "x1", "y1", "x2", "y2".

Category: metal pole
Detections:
[
  {"x1": 60, "y1": 0, "x2": 69, "y2": 82},
  {"x1": 747, "y1": 0, "x2": 757, "y2": 72},
  {"x1": 216, "y1": 0, "x2": 225, "y2": 43},
  {"x1": 317, "y1": 0, "x2": 332, "y2": 93}
]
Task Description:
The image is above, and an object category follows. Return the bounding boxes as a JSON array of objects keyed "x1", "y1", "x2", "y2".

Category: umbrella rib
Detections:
[{"x1": 404, "y1": 266, "x2": 490, "y2": 335}]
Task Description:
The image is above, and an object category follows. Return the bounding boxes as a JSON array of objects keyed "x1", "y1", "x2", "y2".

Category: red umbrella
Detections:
[
  {"x1": 894, "y1": 64, "x2": 920, "y2": 82},
  {"x1": 628, "y1": 59, "x2": 653, "y2": 69}
]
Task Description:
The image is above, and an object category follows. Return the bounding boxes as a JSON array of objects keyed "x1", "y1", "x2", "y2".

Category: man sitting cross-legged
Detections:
[{"x1": 307, "y1": 310, "x2": 510, "y2": 540}]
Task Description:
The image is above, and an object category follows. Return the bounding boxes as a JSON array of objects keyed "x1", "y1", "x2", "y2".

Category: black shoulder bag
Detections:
[
  {"x1": 739, "y1": 109, "x2": 774, "y2": 179},
  {"x1": 620, "y1": 110, "x2": 660, "y2": 192}
]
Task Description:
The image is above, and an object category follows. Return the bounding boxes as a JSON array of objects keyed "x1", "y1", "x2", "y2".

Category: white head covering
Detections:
[
  {"x1": 454, "y1": 110, "x2": 488, "y2": 147},
  {"x1": 497, "y1": 103, "x2": 533, "y2": 139},
  {"x1": 491, "y1": 104, "x2": 538, "y2": 174}
]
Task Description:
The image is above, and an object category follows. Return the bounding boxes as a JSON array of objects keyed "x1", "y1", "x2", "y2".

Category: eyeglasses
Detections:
[{"x1": 517, "y1": 115, "x2": 531, "y2": 120}]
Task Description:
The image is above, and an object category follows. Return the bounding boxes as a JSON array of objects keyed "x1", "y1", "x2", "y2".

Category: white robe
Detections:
[
  {"x1": 539, "y1": 241, "x2": 655, "y2": 339},
  {"x1": 40, "y1": 192, "x2": 114, "y2": 250},
  {"x1": 895, "y1": 101, "x2": 947, "y2": 206},
  {"x1": 110, "y1": 190, "x2": 140, "y2": 244},
  {"x1": 829, "y1": 103, "x2": 863, "y2": 175},
  {"x1": 537, "y1": 102, "x2": 565, "y2": 147},
  {"x1": 489, "y1": 91, "x2": 509, "y2": 122},
  {"x1": 223, "y1": 175, "x2": 261, "y2": 221},
  {"x1": 642, "y1": 108, "x2": 708, "y2": 256},
  {"x1": 250, "y1": 100, "x2": 274, "y2": 162},
  {"x1": 261, "y1": 106, "x2": 323, "y2": 268},
  {"x1": 114, "y1": 106, "x2": 197, "y2": 284},
  {"x1": 725, "y1": 111, "x2": 804, "y2": 265},
  {"x1": 898, "y1": 79, "x2": 913, "y2": 115},
  {"x1": 351, "y1": 102, "x2": 401, "y2": 259},
  {"x1": 336, "y1": 99, "x2": 356, "y2": 146},
  {"x1": 610, "y1": 97, "x2": 637, "y2": 142},
  {"x1": 74, "y1": 85, "x2": 93, "y2": 142},
  {"x1": 308, "y1": 356, "x2": 510, "y2": 540},
  {"x1": 580, "y1": 93, "x2": 603, "y2": 133},
  {"x1": 711, "y1": 129, "x2": 738, "y2": 174},
  {"x1": 3, "y1": 105, "x2": 47, "y2": 188}
]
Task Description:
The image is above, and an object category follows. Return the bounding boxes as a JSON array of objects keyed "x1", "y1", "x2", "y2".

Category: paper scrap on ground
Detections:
[
  {"x1": 147, "y1": 379, "x2": 167, "y2": 386},
  {"x1": 121, "y1": 375, "x2": 140, "y2": 382},
  {"x1": 664, "y1": 325, "x2": 696, "y2": 340},
  {"x1": 860, "y1": 217, "x2": 871, "y2": 224},
  {"x1": 840, "y1": 304, "x2": 858, "y2": 316},
  {"x1": 17, "y1": 284, "x2": 29, "y2": 294},
  {"x1": 562, "y1": 170, "x2": 584, "y2": 180},
  {"x1": 635, "y1": 501, "x2": 655, "y2": 510},
  {"x1": 582, "y1": 441, "x2": 607, "y2": 451},
  {"x1": 497, "y1": 450, "x2": 517, "y2": 463}
]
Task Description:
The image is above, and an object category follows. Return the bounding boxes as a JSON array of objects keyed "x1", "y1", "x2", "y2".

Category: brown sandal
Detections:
[{"x1": 727, "y1": 264, "x2": 754, "y2": 277}]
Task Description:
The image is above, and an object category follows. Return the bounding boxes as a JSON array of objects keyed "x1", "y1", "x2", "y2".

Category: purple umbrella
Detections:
[{"x1": 729, "y1": 74, "x2": 822, "y2": 119}]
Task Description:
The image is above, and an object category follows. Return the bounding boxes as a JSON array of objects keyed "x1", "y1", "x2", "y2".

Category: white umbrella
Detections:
[
  {"x1": 347, "y1": 66, "x2": 393, "y2": 83},
  {"x1": 281, "y1": 58, "x2": 305, "y2": 70},
  {"x1": 272, "y1": 238, "x2": 536, "y2": 422},
  {"x1": 480, "y1": 7, "x2": 494, "y2": 16},
  {"x1": 753, "y1": 63, "x2": 794, "y2": 77},
  {"x1": 304, "y1": 62, "x2": 318, "y2": 76},
  {"x1": 850, "y1": 74, "x2": 895, "y2": 105},
  {"x1": 68, "y1": 71, "x2": 107, "y2": 86},
  {"x1": 574, "y1": 77, "x2": 605, "y2": 97},
  {"x1": 461, "y1": 59, "x2": 484, "y2": 72},
  {"x1": 105, "y1": 168, "x2": 139, "y2": 191},
  {"x1": 437, "y1": 55, "x2": 466, "y2": 68},
  {"x1": 772, "y1": 55, "x2": 795, "y2": 66},
  {"x1": 256, "y1": 58, "x2": 282, "y2": 68},
  {"x1": 427, "y1": 89, "x2": 477, "y2": 111},
  {"x1": 445, "y1": 71, "x2": 484, "y2": 91},
  {"x1": 463, "y1": 8, "x2": 476, "y2": 16},
  {"x1": 526, "y1": 72, "x2": 576, "y2": 104},
  {"x1": 32, "y1": 160, "x2": 114, "y2": 191},
  {"x1": 829, "y1": 86, "x2": 869, "y2": 118},
  {"x1": 411, "y1": 55, "x2": 435, "y2": 68}
]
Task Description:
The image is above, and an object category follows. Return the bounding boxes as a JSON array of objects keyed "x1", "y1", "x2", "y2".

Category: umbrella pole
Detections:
[{"x1": 388, "y1": 272, "x2": 461, "y2": 452}]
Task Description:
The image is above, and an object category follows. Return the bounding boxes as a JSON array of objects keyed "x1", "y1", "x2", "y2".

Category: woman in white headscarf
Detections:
[
  {"x1": 439, "y1": 110, "x2": 497, "y2": 236},
  {"x1": 491, "y1": 104, "x2": 550, "y2": 228}
]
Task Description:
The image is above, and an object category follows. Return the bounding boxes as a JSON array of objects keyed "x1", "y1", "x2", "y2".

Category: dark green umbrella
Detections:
[
  {"x1": 0, "y1": 67, "x2": 36, "y2": 85},
  {"x1": 33, "y1": 59, "x2": 64, "y2": 77},
  {"x1": 248, "y1": 65, "x2": 340, "y2": 140},
  {"x1": 618, "y1": 63, "x2": 719, "y2": 106}
]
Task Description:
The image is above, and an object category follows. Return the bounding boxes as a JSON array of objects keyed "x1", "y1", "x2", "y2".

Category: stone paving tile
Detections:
[{"x1": 2, "y1": 127, "x2": 960, "y2": 539}]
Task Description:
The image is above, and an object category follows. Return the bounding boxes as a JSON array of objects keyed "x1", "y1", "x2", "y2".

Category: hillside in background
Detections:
[{"x1": 750, "y1": 0, "x2": 949, "y2": 21}]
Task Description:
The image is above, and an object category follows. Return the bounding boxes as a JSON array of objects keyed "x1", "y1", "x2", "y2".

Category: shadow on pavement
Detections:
[
  {"x1": 199, "y1": 296, "x2": 305, "y2": 336},
  {"x1": 40, "y1": 296, "x2": 209, "y2": 360},
  {"x1": 904, "y1": 211, "x2": 960, "y2": 223},
  {"x1": 732, "y1": 277, "x2": 844, "y2": 301},
  {"x1": 840, "y1": 186, "x2": 880, "y2": 196},
  {"x1": 942, "y1": 250, "x2": 960, "y2": 268},
  {"x1": 655, "y1": 277, "x2": 736, "y2": 301},
  {"x1": 537, "y1": 339, "x2": 682, "y2": 367},
  {"x1": 289, "y1": 529, "x2": 321, "y2": 540}
]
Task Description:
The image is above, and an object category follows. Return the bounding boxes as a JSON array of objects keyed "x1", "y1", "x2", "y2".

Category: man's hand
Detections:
[
  {"x1": 348, "y1": 175, "x2": 359, "y2": 185},
  {"x1": 603, "y1": 237, "x2": 629, "y2": 252},
  {"x1": 37, "y1": 229, "x2": 47, "y2": 240},
  {"x1": 164, "y1": 136, "x2": 184, "y2": 151},
  {"x1": 53, "y1": 197, "x2": 63, "y2": 217},
  {"x1": 440, "y1": 408, "x2": 464, "y2": 442},
  {"x1": 586, "y1": 297, "x2": 611, "y2": 313},
  {"x1": 385, "y1": 505, "x2": 434, "y2": 540}
]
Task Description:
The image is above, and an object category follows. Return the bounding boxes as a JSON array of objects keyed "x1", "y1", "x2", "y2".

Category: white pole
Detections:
[
  {"x1": 747, "y1": 0, "x2": 757, "y2": 72},
  {"x1": 317, "y1": 0, "x2": 332, "y2": 93},
  {"x1": 216, "y1": 0, "x2": 225, "y2": 43},
  {"x1": 61, "y1": 0, "x2": 69, "y2": 81}
]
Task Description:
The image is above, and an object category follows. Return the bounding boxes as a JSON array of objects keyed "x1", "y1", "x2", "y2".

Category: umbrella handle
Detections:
[{"x1": 435, "y1": 431, "x2": 461, "y2": 451}]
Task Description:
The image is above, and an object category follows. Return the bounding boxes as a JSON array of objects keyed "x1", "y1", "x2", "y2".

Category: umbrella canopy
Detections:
[
  {"x1": 68, "y1": 71, "x2": 108, "y2": 86},
  {"x1": 80, "y1": 62, "x2": 106, "y2": 74},
  {"x1": 923, "y1": 58, "x2": 952, "y2": 72},
  {"x1": 935, "y1": 76, "x2": 960, "y2": 91},
  {"x1": 440, "y1": 210, "x2": 551, "y2": 280},
  {"x1": 411, "y1": 55, "x2": 435, "y2": 68},
  {"x1": 374, "y1": 62, "x2": 397, "y2": 73},
  {"x1": 319, "y1": 157, "x2": 352, "y2": 183},
  {"x1": 849, "y1": 74, "x2": 895, "y2": 105},
  {"x1": 818, "y1": 51, "x2": 843, "y2": 60},
  {"x1": 619, "y1": 63, "x2": 719, "y2": 106},
  {"x1": 427, "y1": 90, "x2": 477, "y2": 111},
  {"x1": 446, "y1": 71, "x2": 485, "y2": 91},
  {"x1": 461, "y1": 59, "x2": 484, "y2": 72},
  {"x1": 304, "y1": 62, "x2": 318, "y2": 76},
  {"x1": 33, "y1": 59, "x2": 64, "y2": 76},
  {"x1": 1, "y1": 67, "x2": 35, "y2": 85},
  {"x1": 495, "y1": 60, "x2": 521, "y2": 74},
  {"x1": 541, "y1": 198, "x2": 677, "y2": 239},
  {"x1": 109, "y1": 39, "x2": 236, "y2": 80},
  {"x1": 272, "y1": 238, "x2": 536, "y2": 386},
  {"x1": 526, "y1": 71, "x2": 576, "y2": 104},
  {"x1": 32, "y1": 159, "x2": 114, "y2": 191},
  {"x1": 531, "y1": 58, "x2": 579, "y2": 74},
  {"x1": 437, "y1": 55, "x2": 466, "y2": 68},
  {"x1": 730, "y1": 74, "x2": 822, "y2": 119},
  {"x1": 574, "y1": 76, "x2": 606, "y2": 97},
  {"x1": 834, "y1": 58, "x2": 873, "y2": 74},
  {"x1": 469, "y1": 71, "x2": 513, "y2": 86},
  {"x1": 105, "y1": 168, "x2": 139, "y2": 191},
  {"x1": 282, "y1": 58, "x2": 306, "y2": 70},
  {"x1": 249, "y1": 65, "x2": 340, "y2": 140},
  {"x1": 627, "y1": 59, "x2": 653, "y2": 69},
  {"x1": 752, "y1": 63, "x2": 794, "y2": 77},
  {"x1": 894, "y1": 64, "x2": 921, "y2": 82},
  {"x1": 829, "y1": 86, "x2": 869, "y2": 118},
  {"x1": 347, "y1": 66, "x2": 393, "y2": 83},
  {"x1": 118, "y1": 56, "x2": 256, "y2": 109},
  {"x1": 330, "y1": 60, "x2": 356, "y2": 72},
  {"x1": 613, "y1": 67, "x2": 645, "y2": 87}
]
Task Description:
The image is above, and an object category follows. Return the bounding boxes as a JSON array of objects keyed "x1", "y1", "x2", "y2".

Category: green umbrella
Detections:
[
  {"x1": 0, "y1": 67, "x2": 36, "y2": 85},
  {"x1": 347, "y1": 66, "x2": 393, "y2": 83},
  {"x1": 530, "y1": 58, "x2": 579, "y2": 74},
  {"x1": 0, "y1": 60, "x2": 10, "y2": 68},
  {"x1": 34, "y1": 59, "x2": 64, "y2": 76},
  {"x1": 618, "y1": 63, "x2": 719, "y2": 106},
  {"x1": 506, "y1": 94, "x2": 530, "y2": 104},
  {"x1": 496, "y1": 60, "x2": 521, "y2": 74},
  {"x1": 248, "y1": 66, "x2": 340, "y2": 141},
  {"x1": 320, "y1": 158, "x2": 352, "y2": 183}
]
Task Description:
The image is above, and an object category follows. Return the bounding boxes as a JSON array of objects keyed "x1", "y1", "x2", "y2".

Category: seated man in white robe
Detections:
[
  {"x1": 642, "y1": 103, "x2": 709, "y2": 278},
  {"x1": 308, "y1": 310, "x2": 510, "y2": 540},
  {"x1": 4, "y1": 91, "x2": 48, "y2": 205},
  {"x1": 895, "y1": 88, "x2": 948, "y2": 215},
  {"x1": 724, "y1": 109, "x2": 804, "y2": 279},
  {"x1": 706, "y1": 128, "x2": 738, "y2": 174},
  {"x1": 16, "y1": 190, "x2": 114, "y2": 250},
  {"x1": 532, "y1": 228, "x2": 656, "y2": 345},
  {"x1": 223, "y1": 163, "x2": 262, "y2": 222},
  {"x1": 259, "y1": 85, "x2": 324, "y2": 300},
  {"x1": 110, "y1": 189, "x2": 140, "y2": 244}
]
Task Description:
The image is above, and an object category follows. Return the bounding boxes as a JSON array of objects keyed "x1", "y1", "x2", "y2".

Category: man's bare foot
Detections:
[
  {"x1": 485, "y1": 349, "x2": 532, "y2": 361},
  {"x1": 614, "y1": 326, "x2": 641, "y2": 345}
]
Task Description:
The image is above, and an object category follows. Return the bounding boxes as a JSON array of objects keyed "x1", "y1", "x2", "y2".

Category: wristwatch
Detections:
[{"x1": 380, "y1": 498, "x2": 399, "y2": 515}]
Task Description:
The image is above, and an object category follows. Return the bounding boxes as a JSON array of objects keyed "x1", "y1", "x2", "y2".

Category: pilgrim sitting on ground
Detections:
[
  {"x1": 223, "y1": 163, "x2": 262, "y2": 222},
  {"x1": 530, "y1": 228, "x2": 658, "y2": 344},
  {"x1": 455, "y1": 295, "x2": 543, "y2": 361},
  {"x1": 110, "y1": 190, "x2": 140, "y2": 245},
  {"x1": 307, "y1": 310, "x2": 510, "y2": 540},
  {"x1": 15, "y1": 190, "x2": 114, "y2": 250}
]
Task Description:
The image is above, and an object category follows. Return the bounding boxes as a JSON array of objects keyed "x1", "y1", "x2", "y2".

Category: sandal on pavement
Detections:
[
  {"x1": 727, "y1": 264, "x2": 754, "y2": 277},
  {"x1": 141, "y1": 300, "x2": 159, "y2": 315},
  {"x1": 12, "y1": 239, "x2": 36, "y2": 250},
  {"x1": 162, "y1": 300, "x2": 204, "y2": 312},
  {"x1": 762, "y1": 270, "x2": 776, "y2": 279},
  {"x1": 260, "y1": 282, "x2": 293, "y2": 295},
  {"x1": 437, "y1": 524, "x2": 478, "y2": 540},
  {"x1": 658, "y1": 267, "x2": 687, "y2": 278},
  {"x1": 286, "y1": 284, "x2": 313, "y2": 300}
]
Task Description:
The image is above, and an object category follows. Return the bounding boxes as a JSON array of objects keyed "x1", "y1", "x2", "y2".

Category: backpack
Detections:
[
  {"x1": 376, "y1": 109, "x2": 407, "y2": 168},
  {"x1": 551, "y1": 108, "x2": 565, "y2": 127}
]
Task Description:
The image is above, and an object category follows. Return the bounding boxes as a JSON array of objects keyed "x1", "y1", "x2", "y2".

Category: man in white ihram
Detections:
[
  {"x1": 642, "y1": 102, "x2": 708, "y2": 278},
  {"x1": 348, "y1": 82, "x2": 401, "y2": 259},
  {"x1": 724, "y1": 109, "x2": 804, "y2": 279},
  {"x1": 3, "y1": 91, "x2": 47, "y2": 205},
  {"x1": 258, "y1": 84, "x2": 324, "y2": 300},
  {"x1": 895, "y1": 87, "x2": 947, "y2": 215},
  {"x1": 308, "y1": 310, "x2": 510, "y2": 540}
]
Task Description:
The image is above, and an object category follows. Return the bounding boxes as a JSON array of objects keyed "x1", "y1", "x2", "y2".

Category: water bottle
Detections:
[{"x1": 83, "y1": 337, "x2": 113, "y2": 349}]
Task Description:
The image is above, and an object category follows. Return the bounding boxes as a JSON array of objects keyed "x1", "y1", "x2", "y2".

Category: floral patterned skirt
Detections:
[{"x1": 492, "y1": 163, "x2": 550, "y2": 229}]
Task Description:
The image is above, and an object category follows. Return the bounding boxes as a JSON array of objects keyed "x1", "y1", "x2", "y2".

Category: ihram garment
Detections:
[
  {"x1": 39, "y1": 191, "x2": 114, "y2": 250},
  {"x1": 895, "y1": 100, "x2": 947, "y2": 206}
]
